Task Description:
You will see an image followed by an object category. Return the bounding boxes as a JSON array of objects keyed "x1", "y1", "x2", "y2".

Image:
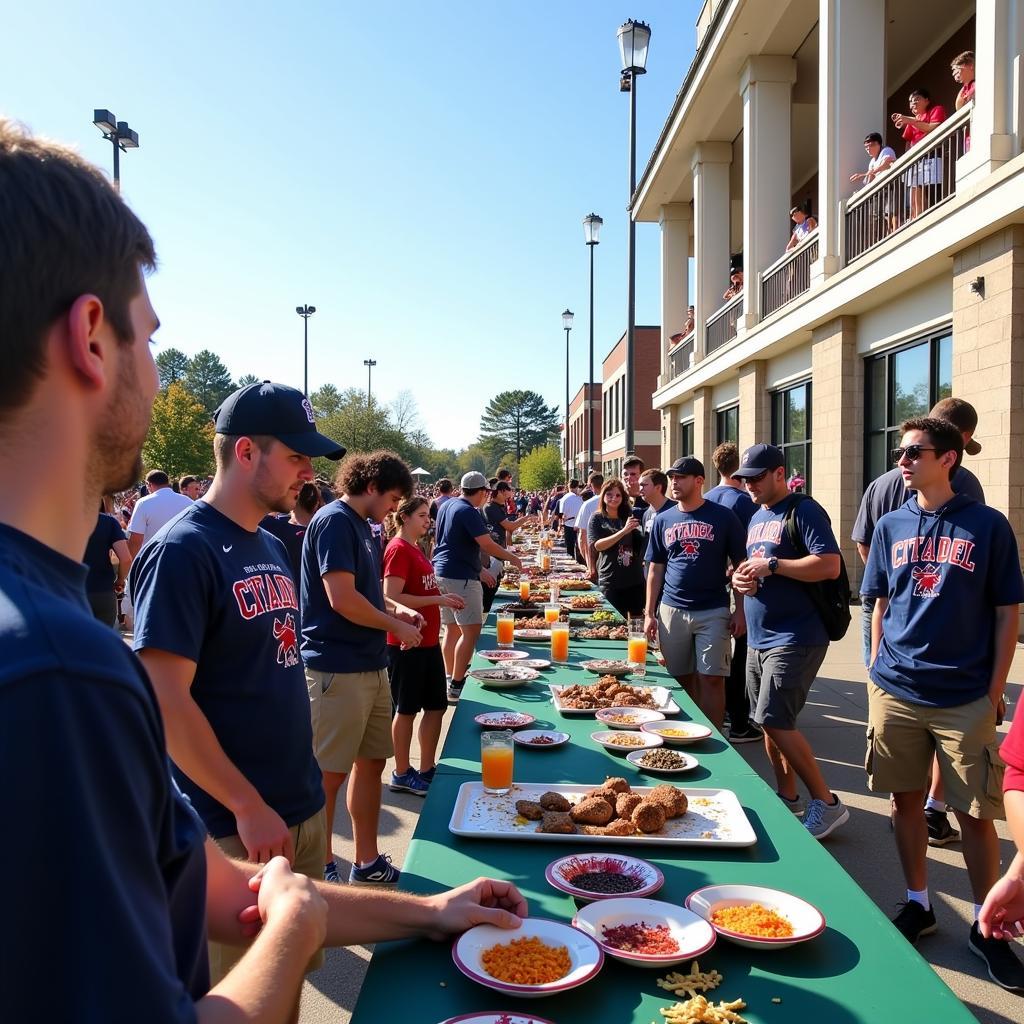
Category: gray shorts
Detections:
[
  {"x1": 437, "y1": 577, "x2": 484, "y2": 626},
  {"x1": 657, "y1": 605, "x2": 731, "y2": 678},
  {"x1": 746, "y1": 645, "x2": 828, "y2": 730}
]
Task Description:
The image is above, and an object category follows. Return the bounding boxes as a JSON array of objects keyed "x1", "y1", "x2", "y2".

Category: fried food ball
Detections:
[
  {"x1": 650, "y1": 784, "x2": 689, "y2": 818},
  {"x1": 570, "y1": 797, "x2": 614, "y2": 826},
  {"x1": 617, "y1": 693, "x2": 642, "y2": 706},
  {"x1": 515, "y1": 800, "x2": 544, "y2": 821},
  {"x1": 586, "y1": 786, "x2": 619, "y2": 805},
  {"x1": 538, "y1": 811, "x2": 576, "y2": 834},
  {"x1": 602, "y1": 817, "x2": 639, "y2": 836},
  {"x1": 603, "y1": 777, "x2": 631, "y2": 795},
  {"x1": 632, "y1": 799, "x2": 667, "y2": 834},
  {"x1": 539, "y1": 791, "x2": 571, "y2": 812},
  {"x1": 616, "y1": 793, "x2": 643, "y2": 818}
]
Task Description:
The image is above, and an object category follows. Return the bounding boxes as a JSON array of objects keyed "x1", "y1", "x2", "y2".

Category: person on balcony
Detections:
[
  {"x1": 785, "y1": 203, "x2": 817, "y2": 252},
  {"x1": 952, "y1": 50, "x2": 975, "y2": 151},
  {"x1": 723, "y1": 269, "x2": 743, "y2": 302},
  {"x1": 892, "y1": 89, "x2": 947, "y2": 221},
  {"x1": 683, "y1": 304, "x2": 695, "y2": 335},
  {"x1": 851, "y1": 133, "x2": 898, "y2": 243}
]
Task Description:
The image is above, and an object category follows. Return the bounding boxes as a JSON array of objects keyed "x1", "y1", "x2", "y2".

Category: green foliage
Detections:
[
  {"x1": 518, "y1": 445, "x2": 564, "y2": 490},
  {"x1": 184, "y1": 349, "x2": 235, "y2": 414},
  {"x1": 143, "y1": 382, "x2": 215, "y2": 478},
  {"x1": 479, "y1": 390, "x2": 560, "y2": 463},
  {"x1": 155, "y1": 348, "x2": 190, "y2": 391},
  {"x1": 310, "y1": 383, "x2": 343, "y2": 418},
  {"x1": 236, "y1": 374, "x2": 260, "y2": 388}
]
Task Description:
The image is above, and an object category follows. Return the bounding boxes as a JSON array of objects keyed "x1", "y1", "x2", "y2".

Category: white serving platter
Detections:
[{"x1": 548, "y1": 683, "x2": 681, "y2": 717}]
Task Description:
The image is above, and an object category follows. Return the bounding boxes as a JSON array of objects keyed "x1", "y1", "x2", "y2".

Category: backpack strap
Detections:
[{"x1": 783, "y1": 493, "x2": 813, "y2": 557}]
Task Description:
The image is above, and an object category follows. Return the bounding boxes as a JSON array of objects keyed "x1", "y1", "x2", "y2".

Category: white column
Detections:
[
  {"x1": 659, "y1": 203, "x2": 692, "y2": 382},
  {"x1": 691, "y1": 142, "x2": 732, "y2": 360},
  {"x1": 739, "y1": 56, "x2": 797, "y2": 330},
  {"x1": 814, "y1": 0, "x2": 885, "y2": 280},
  {"x1": 957, "y1": 0, "x2": 1024, "y2": 187}
]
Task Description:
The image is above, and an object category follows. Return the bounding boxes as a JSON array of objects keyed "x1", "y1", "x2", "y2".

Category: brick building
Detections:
[
  {"x1": 565, "y1": 383, "x2": 602, "y2": 478},
  {"x1": 601, "y1": 326, "x2": 662, "y2": 479}
]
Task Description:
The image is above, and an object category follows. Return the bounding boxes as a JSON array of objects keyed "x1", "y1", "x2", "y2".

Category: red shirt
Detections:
[
  {"x1": 1002, "y1": 710, "x2": 1024, "y2": 793},
  {"x1": 902, "y1": 104, "x2": 947, "y2": 147},
  {"x1": 383, "y1": 537, "x2": 441, "y2": 647}
]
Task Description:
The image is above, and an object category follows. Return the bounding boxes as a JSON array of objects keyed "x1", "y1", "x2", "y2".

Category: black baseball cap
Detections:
[
  {"x1": 213, "y1": 381, "x2": 346, "y2": 460},
  {"x1": 732, "y1": 443, "x2": 785, "y2": 478},
  {"x1": 666, "y1": 456, "x2": 705, "y2": 477}
]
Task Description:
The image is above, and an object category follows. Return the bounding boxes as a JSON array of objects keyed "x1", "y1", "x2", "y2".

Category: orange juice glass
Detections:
[
  {"x1": 481, "y1": 731, "x2": 514, "y2": 794},
  {"x1": 543, "y1": 603, "x2": 560, "y2": 624},
  {"x1": 519, "y1": 580, "x2": 531, "y2": 601},
  {"x1": 627, "y1": 634, "x2": 648, "y2": 664},
  {"x1": 496, "y1": 613, "x2": 515, "y2": 648},
  {"x1": 541, "y1": 552, "x2": 551, "y2": 571},
  {"x1": 551, "y1": 622, "x2": 570, "y2": 663}
]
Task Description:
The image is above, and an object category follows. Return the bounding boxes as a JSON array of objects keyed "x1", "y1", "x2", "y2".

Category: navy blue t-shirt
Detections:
[
  {"x1": 743, "y1": 494, "x2": 841, "y2": 648},
  {"x1": 645, "y1": 500, "x2": 746, "y2": 611},
  {"x1": 704, "y1": 484, "x2": 757, "y2": 531},
  {"x1": 483, "y1": 501, "x2": 510, "y2": 546},
  {"x1": 433, "y1": 496, "x2": 487, "y2": 580},
  {"x1": 83, "y1": 511, "x2": 125, "y2": 593},
  {"x1": 130, "y1": 501, "x2": 323, "y2": 839},
  {"x1": 1, "y1": 523, "x2": 209, "y2": 1016},
  {"x1": 862, "y1": 494, "x2": 1024, "y2": 707},
  {"x1": 300, "y1": 499, "x2": 388, "y2": 673},
  {"x1": 260, "y1": 513, "x2": 307, "y2": 582}
]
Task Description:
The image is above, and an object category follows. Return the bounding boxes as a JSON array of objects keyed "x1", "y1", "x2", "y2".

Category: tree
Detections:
[
  {"x1": 236, "y1": 373, "x2": 260, "y2": 388},
  {"x1": 184, "y1": 350, "x2": 235, "y2": 414},
  {"x1": 143, "y1": 382, "x2": 215, "y2": 478},
  {"x1": 518, "y1": 445, "x2": 564, "y2": 491},
  {"x1": 479, "y1": 390, "x2": 560, "y2": 463},
  {"x1": 310, "y1": 383, "x2": 343, "y2": 419},
  {"x1": 155, "y1": 348, "x2": 190, "y2": 391}
]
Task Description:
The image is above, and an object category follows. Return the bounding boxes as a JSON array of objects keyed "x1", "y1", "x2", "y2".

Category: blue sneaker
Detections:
[
  {"x1": 349, "y1": 853, "x2": 400, "y2": 885},
  {"x1": 324, "y1": 860, "x2": 342, "y2": 884},
  {"x1": 390, "y1": 768, "x2": 429, "y2": 796},
  {"x1": 418, "y1": 766, "x2": 436, "y2": 784}
]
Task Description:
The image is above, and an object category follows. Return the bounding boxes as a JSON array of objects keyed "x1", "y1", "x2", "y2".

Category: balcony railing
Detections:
[
  {"x1": 706, "y1": 295, "x2": 743, "y2": 353},
  {"x1": 667, "y1": 334, "x2": 695, "y2": 380},
  {"x1": 845, "y1": 104, "x2": 971, "y2": 264},
  {"x1": 761, "y1": 231, "x2": 818, "y2": 317}
]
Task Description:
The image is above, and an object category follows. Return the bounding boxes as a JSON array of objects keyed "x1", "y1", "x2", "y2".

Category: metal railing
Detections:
[
  {"x1": 706, "y1": 295, "x2": 743, "y2": 353},
  {"x1": 845, "y1": 104, "x2": 971, "y2": 264},
  {"x1": 761, "y1": 231, "x2": 818, "y2": 317},
  {"x1": 667, "y1": 334, "x2": 695, "y2": 380}
]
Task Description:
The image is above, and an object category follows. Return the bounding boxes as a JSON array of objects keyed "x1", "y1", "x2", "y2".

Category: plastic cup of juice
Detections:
[
  {"x1": 627, "y1": 633, "x2": 648, "y2": 665},
  {"x1": 551, "y1": 621, "x2": 570, "y2": 663},
  {"x1": 481, "y1": 731, "x2": 514, "y2": 794},
  {"x1": 496, "y1": 612, "x2": 515, "y2": 648},
  {"x1": 519, "y1": 580, "x2": 531, "y2": 601},
  {"x1": 543, "y1": 603, "x2": 560, "y2": 625}
]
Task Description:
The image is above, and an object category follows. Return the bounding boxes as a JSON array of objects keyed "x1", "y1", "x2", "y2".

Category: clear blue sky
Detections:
[{"x1": 5, "y1": 1, "x2": 702, "y2": 451}]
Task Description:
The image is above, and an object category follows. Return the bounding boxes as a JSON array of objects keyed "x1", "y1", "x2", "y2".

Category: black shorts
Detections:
[{"x1": 387, "y1": 644, "x2": 447, "y2": 715}]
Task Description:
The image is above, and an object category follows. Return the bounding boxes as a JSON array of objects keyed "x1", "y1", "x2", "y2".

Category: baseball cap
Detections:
[
  {"x1": 930, "y1": 397, "x2": 982, "y2": 455},
  {"x1": 461, "y1": 471, "x2": 488, "y2": 490},
  {"x1": 214, "y1": 381, "x2": 346, "y2": 460},
  {"x1": 666, "y1": 456, "x2": 706, "y2": 477},
  {"x1": 732, "y1": 443, "x2": 785, "y2": 478}
]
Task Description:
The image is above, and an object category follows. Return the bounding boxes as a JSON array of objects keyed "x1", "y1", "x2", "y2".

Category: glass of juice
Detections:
[
  {"x1": 519, "y1": 579, "x2": 531, "y2": 601},
  {"x1": 481, "y1": 731, "x2": 514, "y2": 795},
  {"x1": 543, "y1": 603, "x2": 560, "y2": 625},
  {"x1": 628, "y1": 621, "x2": 648, "y2": 679},
  {"x1": 496, "y1": 612, "x2": 515, "y2": 648},
  {"x1": 541, "y1": 552, "x2": 552, "y2": 572},
  {"x1": 551, "y1": 621, "x2": 570, "y2": 663}
]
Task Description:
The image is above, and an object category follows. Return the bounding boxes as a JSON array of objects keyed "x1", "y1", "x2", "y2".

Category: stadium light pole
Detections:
[
  {"x1": 296, "y1": 305, "x2": 316, "y2": 396},
  {"x1": 364, "y1": 359, "x2": 377, "y2": 409},
  {"x1": 92, "y1": 109, "x2": 139, "y2": 192},
  {"x1": 562, "y1": 309, "x2": 574, "y2": 481},
  {"x1": 583, "y1": 213, "x2": 603, "y2": 474}
]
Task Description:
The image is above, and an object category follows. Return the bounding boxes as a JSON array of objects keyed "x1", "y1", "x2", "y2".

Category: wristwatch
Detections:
[{"x1": 767, "y1": 556, "x2": 779, "y2": 575}]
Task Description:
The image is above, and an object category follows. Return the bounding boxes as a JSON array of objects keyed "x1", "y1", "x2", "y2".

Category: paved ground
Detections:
[{"x1": 298, "y1": 612, "x2": 1024, "y2": 1024}]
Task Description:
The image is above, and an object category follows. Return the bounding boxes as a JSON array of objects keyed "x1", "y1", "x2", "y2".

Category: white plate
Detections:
[
  {"x1": 438, "y1": 1014, "x2": 558, "y2": 1024},
  {"x1": 591, "y1": 730, "x2": 664, "y2": 754},
  {"x1": 572, "y1": 898, "x2": 716, "y2": 968},
  {"x1": 449, "y1": 782, "x2": 756, "y2": 848},
  {"x1": 579, "y1": 660, "x2": 633, "y2": 677},
  {"x1": 685, "y1": 884, "x2": 826, "y2": 950},
  {"x1": 468, "y1": 667, "x2": 540, "y2": 688},
  {"x1": 514, "y1": 628, "x2": 552, "y2": 642},
  {"x1": 452, "y1": 917, "x2": 603, "y2": 999},
  {"x1": 545, "y1": 853, "x2": 664, "y2": 902},
  {"x1": 560, "y1": 598, "x2": 605, "y2": 610},
  {"x1": 474, "y1": 712, "x2": 536, "y2": 729},
  {"x1": 595, "y1": 708, "x2": 666, "y2": 730},
  {"x1": 479, "y1": 650, "x2": 530, "y2": 663},
  {"x1": 549, "y1": 683, "x2": 681, "y2": 717},
  {"x1": 513, "y1": 729, "x2": 571, "y2": 749},
  {"x1": 519, "y1": 659, "x2": 552, "y2": 670},
  {"x1": 626, "y1": 749, "x2": 700, "y2": 775},
  {"x1": 641, "y1": 722, "x2": 713, "y2": 745}
]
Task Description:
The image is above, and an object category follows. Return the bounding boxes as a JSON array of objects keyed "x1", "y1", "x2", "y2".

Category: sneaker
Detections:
[
  {"x1": 349, "y1": 853, "x2": 400, "y2": 885},
  {"x1": 390, "y1": 768, "x2": 429, "y2": 796},
  {"x1": 892, "y1": 900, "x2": 937, "y2": 944},
  {"x1": 804, "y1": 795, "x2": 850, "y2": 839},
  {"x1": 324, "y1": 860, "x2": 342, "y2": 884},
  {"x1": 925, "y1": 807, "x2": 960, "y2": 847},
  {"x1": 447, "y1": 681, "x2": 463, "y2": 702},
  {"x1": 418, "y1": 766, "x2": 436, "y2": 784},
  {"x1": 728, "y1": 723, "x2": 764, "y2": 745},
  {"x1": 778, "y1": 792, "x2": 806, "y2": 818},
  {"x1": 969, "y1": 921, "x2": 1024, "y2": 991}
]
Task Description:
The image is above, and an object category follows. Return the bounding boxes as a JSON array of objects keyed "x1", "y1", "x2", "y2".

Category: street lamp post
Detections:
[
  {"x1": 617, "y1": 19, "x2": 651, "y2": 458},
  {"x1": 583, "y1": 213, "x2": 603, "y2": 474},
  {"x1": 92, "y1": 110, "x2": 139, "y2": 192},
  {"x1": 562, "y1": 309, "x2": 574, "y2": 481},
  {"x1": 364, "y1": 359, "x2": 377, "y2": 409},
  {"x1": 295, "y1": 305, "x2": 316, "y2": 396}
]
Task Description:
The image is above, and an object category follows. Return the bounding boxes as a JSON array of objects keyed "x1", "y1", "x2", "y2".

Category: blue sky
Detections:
[{"x1": 5, "y1": 1, "x2": 702, "y2": 450}]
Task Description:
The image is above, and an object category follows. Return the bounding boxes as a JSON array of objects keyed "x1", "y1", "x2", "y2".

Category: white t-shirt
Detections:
[
  {"x1": 575, "y1": 494, "x2": 601, "y2": 539},
  {"x1": 558, "y1": 492, "x2": 583, "y2": 525},
  {"x1": 865, "y1": 146, "x2": 896, "y2": 182},
  {"x1": 127, "y1": 487, "x2": 193, "y2": 545}
]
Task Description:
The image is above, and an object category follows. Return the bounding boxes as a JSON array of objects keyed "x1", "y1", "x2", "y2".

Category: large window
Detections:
[
  {"x1": 772, "y1": 381, "x2": 812, "y2": 493},
  {"x1": 864, "y1": 330, "x2": 952, "y2": 481},
  {"x1": 680, "y1": 420, "x2": 695, "y2": 457},
  {"x1": 716, "y1": 405, "x2": 738, "y2": 445}
]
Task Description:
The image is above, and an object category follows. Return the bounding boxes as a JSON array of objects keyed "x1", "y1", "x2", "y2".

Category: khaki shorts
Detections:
[
  {"x1": 208, "y1": 808, "x2": 327, "y2": 981},
  {"x1": 866, "y1": 683, "x2": 1005, "y2": 820},
  {"x1": 657, "y1": 605, "x2": 731, "y2": 677},
  {"x1": 437, "y1": 577, "x2": 485, "y2": 626},
  {"x1": 306, "y1": 667, "x2": 394, "y2": 773}
]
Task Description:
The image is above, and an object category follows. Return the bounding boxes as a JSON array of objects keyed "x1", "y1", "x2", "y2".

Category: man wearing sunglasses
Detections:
[{"x1": 861, "y1": 417, "x2": 1024, "y2": 989}]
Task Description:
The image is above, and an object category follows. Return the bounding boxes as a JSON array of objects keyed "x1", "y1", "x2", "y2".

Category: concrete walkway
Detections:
[{"x1": 299, "y1": 611, "x2": 1024, "y2": 1024}]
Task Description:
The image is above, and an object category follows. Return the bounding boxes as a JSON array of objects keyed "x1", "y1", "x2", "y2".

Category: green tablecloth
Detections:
[{"x1": 349, "y1": 624, "x2": 975, "y2": 1024}]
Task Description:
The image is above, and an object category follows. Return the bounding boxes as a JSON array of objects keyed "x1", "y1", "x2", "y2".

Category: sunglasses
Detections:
[
  {"x1": 742, "y1": 469, "x2": 771, "y2": 484},
  {"x1": 891, "y1": 445, "x2": 945, "y2": 463}
]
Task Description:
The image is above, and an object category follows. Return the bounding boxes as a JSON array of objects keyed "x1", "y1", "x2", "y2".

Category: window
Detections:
[
  {"x1": 864, "y1": 330, "x2": 952, "y2": 482},
  {"x1": 716, "y1": 405, "x2": 738, "y2": 445},
  {"x1": 680, "y1": 420, "x2": 695, "y2": 457},
  {"x1": 772, "y1": 382, "x2": 812, "y2": 493}
]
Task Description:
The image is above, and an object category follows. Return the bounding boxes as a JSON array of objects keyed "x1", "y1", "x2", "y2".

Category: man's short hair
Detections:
[
  {"x1": 712, "y1": 442, "x2": 740, "y2": 478},
  {"x1": 335, "y1": 450, "x2": 414, "y2": 498},
  {"x1": 951, "y1": 50, "x2": 974, "y2": 68},
  {"x1": 588, "y1": 472, "x2": 605, "y2": 489},
  {"x1": 640, "y1": 468, "x2": 668, "y2": 494},
  {"x1": 462, "y1": 487, "x2": 485, "y2": 498},
  {"x1": 569, "y1": 479, "x2": 580, "y2": 489},
  {"x1": 145, "y1": 470, "x2": 169, "y2": 486},
  {"x1": 436, "y1": 478, "x2": 453, "y2": 494},
  {"x1": 622, "y1": 456, "x2": 645, "y2": 472},
  {"x1": 900, "y1": 417, "x2": 963, "y2": 479},
  {"x1": 487, "y1": 476, "x2": 499, "y2": 488},
  {"x1": 212, "y1": 433, "x2": 275, "y2": 470},
  {"x1": 864, "y1": 131, "x2": 883, "y2": 146},
  {"x1": 179, "y1": 475, "x2": 197, "y2": 490},
  {"x1": 0, "y1": 119, "x2": 156, "y2": 423},
  {"x1": 496, "y1": 467, "x2": 512, "y2": 481},
  {"x1": 929, "y1": 396, "x2": 978, "y2": 436}
]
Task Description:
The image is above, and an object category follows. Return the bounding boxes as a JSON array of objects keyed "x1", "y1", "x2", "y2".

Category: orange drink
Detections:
[
  {"x1": 481, "y1": 731, "x2": 514, "y2": 794},
  {"x1": 551, "y1": 622, "x2": 570, "y2": 663},
  {"x1": 541, "y1": 552, "x2": 551, "y2": 571},
  {"x1": 519, "y1": 580, "x2": 531, "y2": 601},
  {"x1": 543, "y1": 603, "x2": 560, "y2": 624},
  {"x1": 628, "y1": 635, "x2": 648, "y2": 664},
  {"x1": 496, "y1": 613, "x2": 515, "y2": 648}
]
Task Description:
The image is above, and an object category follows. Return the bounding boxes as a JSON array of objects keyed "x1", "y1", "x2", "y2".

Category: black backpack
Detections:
[{"x1": 783, "y1": 494, "x2": 852, "y2": 641}]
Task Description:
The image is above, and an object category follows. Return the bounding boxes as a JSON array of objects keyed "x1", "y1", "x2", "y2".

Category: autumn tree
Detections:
[
  {"x1": 518, "y1": 445, "x2": 564, "y2": 491},
  {"x1": 143, "y1": 382, "x2": 215, "y2": 478}
]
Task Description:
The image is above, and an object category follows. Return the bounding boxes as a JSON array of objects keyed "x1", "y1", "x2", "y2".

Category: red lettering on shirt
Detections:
[
  {"x1": 247, "y1": 575, "x2": 269, "y2": 614},
  {"x1": 664, "y1": 522, "x2": 716, "y2": 545},
  {"x1": 264, "y1": 573, "x2": 284, "y2": 611},
  {"x1": 274, "y1": 574, "x2": 297, "y2": 607},
  {"x1": 233, "y1": 580, "x2": 258, "y2": 619},
  {"x1": 889, "y1": 535, "x2": 976, "y2": 574},
  {"x1": 747, "y1": 520, "x2": 784, "y2": 545}
]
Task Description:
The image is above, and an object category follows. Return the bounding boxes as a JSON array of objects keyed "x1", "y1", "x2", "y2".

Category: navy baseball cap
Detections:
[
  {"x1": 667, "y1": 456, "x2": 705, "y2": 477},
  {"x1": 213, "y1": 381, "x2": 346, "y2": 460},
  {"x1": 732, "y1": 443, "x2": 785, "y2": 478}
]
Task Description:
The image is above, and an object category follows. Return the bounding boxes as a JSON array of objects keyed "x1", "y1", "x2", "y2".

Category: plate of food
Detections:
[
  {"x1": 474, "y1": 712, "x2": 537, "y2": 729},
  {"x1": 572, "y1": 898, "x2": 716, "y2": 968},
  {"x1": 449, "y1": 781, "x2": 756, "y2": 847},
  {"x1": 479, "y1": 650, "x2": 531, "y2": 663},
  {"x1": 550, "y1": 680, "x2": 680, "y2": 716},
  {"x1": 468, "y1": 667, "x2": 541, "y2": 688},
  {"x1": 595, "y1": 708, "x2": 666, "y2": 730},
  {"x1": 545, "y1": 852, "x2": 664, "y2": 902},
  {"x1": 553, "y1": 578, "x2": 593, "y2": 591},
  {"x1": 591, "y1": 730, "x2": 664, "y2": 754},
  {"x1": 579, "y1": 659, "x2": 633, "y2": 677},
  {"x1": 582, "y1": 609, "x2": 623, "y2": 625},
  {"x1": 575, "y1": 624, "x2": 630, "y2": 640},
  {"x1": 513, "y1": 729, "x2": 571, "y2": 749},
  {"x1": 641, "y1": 722, "x2": 713, "y2": 745},
  {"x1": 519, "y1": 658, "x2": 552, "y2": 670},
  {"x1": 626, "y1": 749, "x2": 700, "y2": 775},
  {"x1": 452, "y1": 918, "x2": 603, "y2": 999},
  {"x1": 438, "y1": 1014, "x2": 559, "y2": 1024},
  {"x1": 514, "y1": 628, "x2": 552, "y2": 642},
  {"x1": 685, "y1": 884, "x2": 826, "y2": 950},
  {"x1": 560, "y1": 594, "x2": 603, "y2": 610}
]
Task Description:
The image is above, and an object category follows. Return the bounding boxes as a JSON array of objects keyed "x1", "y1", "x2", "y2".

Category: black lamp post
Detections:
[
  {"x1": 583, "y1": 213, "x2": 603, "y2": 473},
  {"x1": 617, "y1": 18, "x2": 651, "y2": 457},
  {"x1": 562, "y1": 309, "x2": 574, "y2": 481},
  {"x1": 364, "y1": 359, "x2": 377, "y2": 409},
  {"x1": 92, "y1": 109, "x2": 139, "y2": 192},
  {"x1": 295, "y1": 305, "x2": 316, "y2": 396}
]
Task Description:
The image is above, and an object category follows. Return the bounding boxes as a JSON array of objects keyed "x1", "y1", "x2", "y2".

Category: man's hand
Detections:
[
  {"x1": 509, "y1": 555, "x2": 524, "y2": 571},
  {"x1": 644, "y1": 613, "x2": 659, "y2": 643},
  {"x1": 979, "y1": 874, "x2": 1024, "y2": 940},
  {"x1": 242, "y1": 857, "x2": 327, "y2": 955},
  {"x1": 440, "y1": 593, "x2": 466, "y2": 610},
  {"x1": 422, "y1": 877, "x2": 528, "y2": 942},
  {"x1": 392, "y1": 619, "x2": 423, "y2": 648},
  {"x1": 480, "y1": 569, "x2": 497, "y2": 588},
  {"x1": 393, "y1": 603, "x2": 426, "y2": 629},
  {"x1": 235, "y1": 801, "x2": 295, "y2": 864},
  {"x1": 731, "y1": 564, "x2": 759, "y2": 596},
  {"x1": 728, "y1": 608, "x2": 746, "y2": 638}
]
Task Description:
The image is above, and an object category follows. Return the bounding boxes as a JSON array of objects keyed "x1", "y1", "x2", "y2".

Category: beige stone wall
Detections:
[
  {"x1": 692, "y1": 388, "x2": 716, "y2": 474},
  {"x1": 737, "y1": 361, "x2": 771, "y2": 450}
]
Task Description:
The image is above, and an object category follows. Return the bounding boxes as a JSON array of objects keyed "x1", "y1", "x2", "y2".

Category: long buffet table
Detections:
[{"x1": 349, "y1": 615, "x2": 976, "y2": 1024}]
